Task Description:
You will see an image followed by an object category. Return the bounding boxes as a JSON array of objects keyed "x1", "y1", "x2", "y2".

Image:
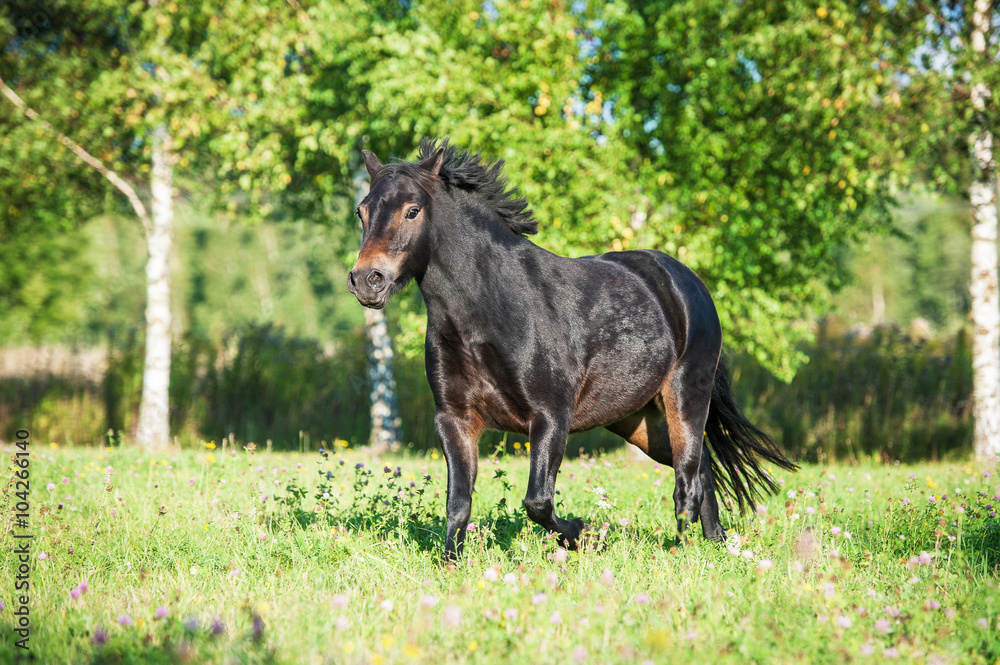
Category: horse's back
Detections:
[{"x1": 579, "y1": 249, "x2": 722, "y2": 359}]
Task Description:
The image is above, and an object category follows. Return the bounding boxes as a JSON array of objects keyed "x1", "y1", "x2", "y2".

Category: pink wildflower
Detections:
[{"x1": 442, "y1": 605, "x2": 462, "y2": 627}]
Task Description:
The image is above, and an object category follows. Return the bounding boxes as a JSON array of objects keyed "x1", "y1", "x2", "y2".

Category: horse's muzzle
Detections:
[{"x1": 348, "y1": 267, "x2": 391, "y2": 309}]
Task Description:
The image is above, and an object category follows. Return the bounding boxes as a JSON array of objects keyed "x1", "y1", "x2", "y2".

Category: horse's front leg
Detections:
[
  {"x1": 437, "y1": 410, "x2": 484, "y2": 564},
  {"x1": 522, "y1": 412, "x2": 584, "y2": 547}
]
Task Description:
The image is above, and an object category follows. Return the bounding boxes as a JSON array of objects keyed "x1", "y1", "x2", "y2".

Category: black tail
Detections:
[{"x1": 704, "y1": 355, "x2": 797, "y2": 513}]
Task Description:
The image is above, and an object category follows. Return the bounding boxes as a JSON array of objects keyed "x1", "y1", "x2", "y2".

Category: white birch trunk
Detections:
[
  {"x1": 969, "y1": 0, "x2": 1000, "y2": 464},
  {"x1": 354, "y1": 165, "x2": 402, "y2": 454},
  {"x1": 366, "y1": 307, "x2": 403, "y2": 453},
  {"x1": 135, "y1": 128, "x2": 174, "y2": 451}
]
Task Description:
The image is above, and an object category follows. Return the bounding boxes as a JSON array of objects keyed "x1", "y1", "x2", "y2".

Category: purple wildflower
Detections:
[{"x1": 251, "y1": 613, "x2": 265, "y2": 641}]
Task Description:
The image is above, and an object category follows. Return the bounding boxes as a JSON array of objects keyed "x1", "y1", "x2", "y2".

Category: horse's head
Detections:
[{"x1": 348, "y1": 147, "x2": 443, "y2": 309}]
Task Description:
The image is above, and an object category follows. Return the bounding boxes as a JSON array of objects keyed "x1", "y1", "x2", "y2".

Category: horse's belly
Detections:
[{"x1": 568, "y1": 341, "x2": 672, "y2": 432}]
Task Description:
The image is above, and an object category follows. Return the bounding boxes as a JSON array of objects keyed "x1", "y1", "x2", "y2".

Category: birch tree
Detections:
[
  {"x1": 1, "y1": 1, "x2": 309, "y2": 450},
  {"x1": 967, "y1": 0, "x2": 1000, "y2": 462},
  {"x1": 866, "y1": 0, "x2": 1000, "y2": 462}
]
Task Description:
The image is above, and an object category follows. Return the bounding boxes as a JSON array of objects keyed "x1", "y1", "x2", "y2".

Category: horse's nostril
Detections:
[
  {"x1": 367, "y1": 270, "x2": 386, "y2": 292},
  {"x1": 348, "y1": 270, "x2": 357, "y2": 291}
]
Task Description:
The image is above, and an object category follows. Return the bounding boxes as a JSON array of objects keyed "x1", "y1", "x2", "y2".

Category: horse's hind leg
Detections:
[
  {"x1": 696, "y1": 449, "x2": 725, "y2": 541},
  {"x1": 606, "y1": 405, "x2": 725, "y2": 541},
  {"x1": 523, "y1": 412, "x2": 585, "y2": 547},
  {"x1": 662, "y1": 363, "x2": 716, "y2": 542}
]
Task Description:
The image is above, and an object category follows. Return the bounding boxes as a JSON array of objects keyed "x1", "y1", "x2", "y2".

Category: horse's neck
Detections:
[{"x1": 418, "y1": 200, "x2": 535, "y2": 329}]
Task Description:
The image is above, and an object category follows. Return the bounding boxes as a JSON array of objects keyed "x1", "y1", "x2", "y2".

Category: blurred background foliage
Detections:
[
  {"x1": 0, "y1": 0, "x2": 988, "y2": 460},
  {"x1": 0, "y1": 195, "x2": 974, "y2": 461}
]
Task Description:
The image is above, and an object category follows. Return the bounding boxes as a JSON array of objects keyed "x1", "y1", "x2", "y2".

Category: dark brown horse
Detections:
[{"x1": 348, "y1": 139, "x2": 796, "y2": 562}]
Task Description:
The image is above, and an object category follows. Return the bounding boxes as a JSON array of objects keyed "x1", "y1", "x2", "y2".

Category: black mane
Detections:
[{"x1": 372, "y1": 138, "x2": 538, "y2": 236}]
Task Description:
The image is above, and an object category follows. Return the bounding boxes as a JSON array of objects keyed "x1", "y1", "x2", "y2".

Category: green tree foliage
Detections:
[
  {"x1": 0, "y1": 0, "x2": 310, "y2": 336},
  {"x1": 2, "y1": 0, "x2": 983, "y2": 388},
  {"x1": 291, "y1": 1, "x2": 911, "y2": 379},
  {"x1": 582, "y1": 1, "x2": 918, "y2": 378}
]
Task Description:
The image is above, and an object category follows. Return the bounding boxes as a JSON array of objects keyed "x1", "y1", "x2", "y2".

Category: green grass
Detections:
[{"x1": 2, "y1": 441, "x2": 999, "y2": 664}]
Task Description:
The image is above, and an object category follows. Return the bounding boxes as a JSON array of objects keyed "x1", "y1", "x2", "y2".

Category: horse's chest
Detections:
[{"x1": 432, "y1": 336, "x2": 533, "y2": 434}]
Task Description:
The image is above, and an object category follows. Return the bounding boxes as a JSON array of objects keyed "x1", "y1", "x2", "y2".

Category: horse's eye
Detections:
[
  {"x1": 355, "y1": 207, "x2": 361, "y2": 219},
  {"x1": 405, "y1": 207, "x2": 420, "y2": 219}
]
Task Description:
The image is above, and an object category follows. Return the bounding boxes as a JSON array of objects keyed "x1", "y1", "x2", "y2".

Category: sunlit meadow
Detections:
[{"x1": 2, "y1": 439, "x2": 999, "y2": 664}]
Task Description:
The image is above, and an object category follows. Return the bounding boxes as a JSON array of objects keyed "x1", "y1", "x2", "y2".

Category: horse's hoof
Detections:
[{"x1": 557, "y1": 518, "x2": 587, "y2": 550}]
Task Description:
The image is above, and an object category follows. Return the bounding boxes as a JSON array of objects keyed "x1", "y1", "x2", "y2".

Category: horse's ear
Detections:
[
  {"x1": 418, "y1": 148, "x2": 444, "y2": 177},
  {"x1": 362, "y1": 150, "x2": 383, "y2": 178}
]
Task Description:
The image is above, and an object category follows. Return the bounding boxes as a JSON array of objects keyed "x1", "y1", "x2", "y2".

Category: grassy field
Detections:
[{"x1": 1, "y1": 440, "x2": 998, "y2": 664}]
